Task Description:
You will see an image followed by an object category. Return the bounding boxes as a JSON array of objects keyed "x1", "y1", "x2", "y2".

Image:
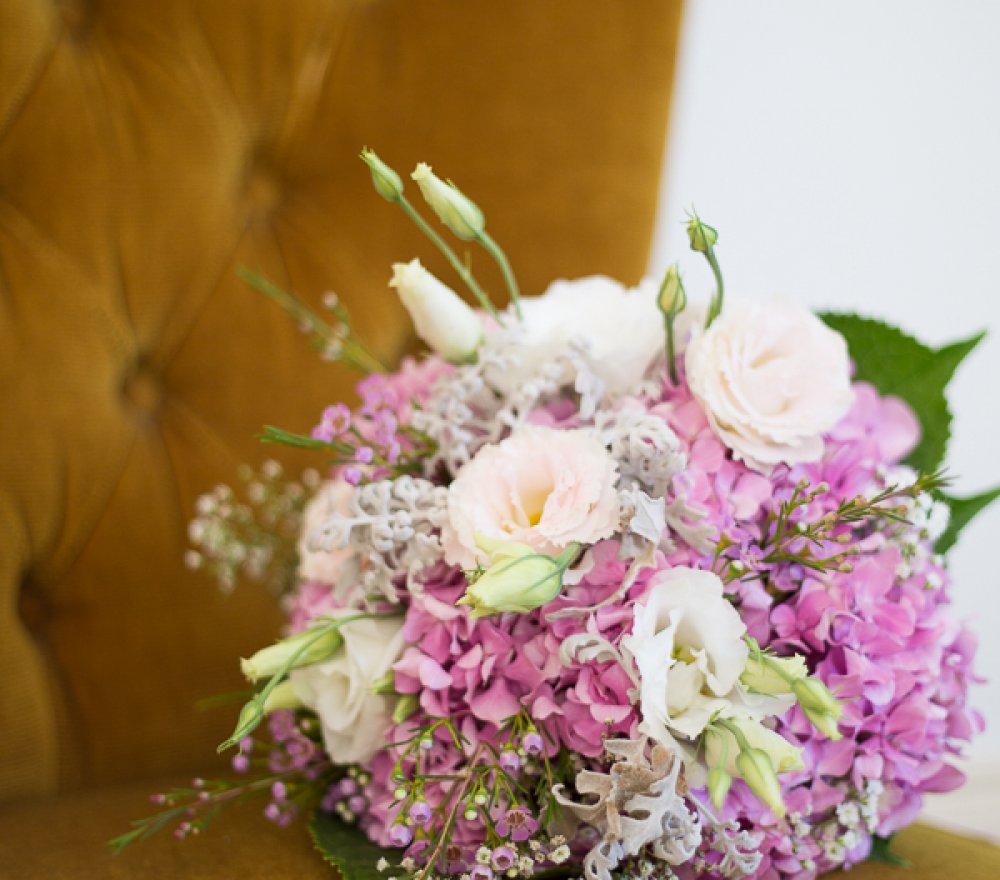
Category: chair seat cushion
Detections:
[{"x1": 2, "y1": 778, "x2": 998, "y2": 878}]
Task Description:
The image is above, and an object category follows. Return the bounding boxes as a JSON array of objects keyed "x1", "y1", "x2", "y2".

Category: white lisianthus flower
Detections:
[
  {"x1": 442, "y1": 426, "x2": 620, "y2": 568},
  {"x1": 390, "y1": 258, "x2": 483, "y2": 362},
  {"x1": 622, "y1": 567, "x2": 750, "y2": 748},
  {"x1": 495, "y1": 276, "x2": 675, "y2": 395},
  {"x1": 686, "y1": 299, "x2": 853, "y2": 472},
  {"x1": 290, "y1": 612, "x2": 405, "y2": 764}
]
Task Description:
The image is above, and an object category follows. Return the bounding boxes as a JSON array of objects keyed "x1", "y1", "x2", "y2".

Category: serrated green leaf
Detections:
[
  {"x1": 820, "y1": 313, "x2": 983, "y2": 474},
  {"x1": 310, "y1": 810, "x2": 394, "y2": 880},
  {"x1": 936, "y1": 485, "x2": 1000, "y2": 554},
  {"x1": 868, "y1": 833, "x2": 912, "y2": 869}
]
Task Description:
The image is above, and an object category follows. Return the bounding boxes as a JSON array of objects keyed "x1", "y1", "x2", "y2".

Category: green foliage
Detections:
[
  {"x1": 821, "y1": 314, "x2": 1000, "y2": 550},
  {"x1": 936, "y1": 485, "x2": 1000, "y2": 554},
  {"x1": 869, "y1": 833, "x2": 912, "y2": 869},
  {"x1": 820, "y1": 313, "x2": 983, "y2": 475},
  {"x1": 310, "y1": 810, "x2": 393, "y2": 880}
]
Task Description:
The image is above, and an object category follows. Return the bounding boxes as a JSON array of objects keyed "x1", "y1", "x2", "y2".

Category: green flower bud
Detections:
[
  {"x1": 411, "y1": 163, "x2": 486, "y2": 241},
  {"x1": 793, "y1": 677, "x2": 844, "y2": 740},
  {"x1": 360, "y1": 148, "x2": 404, "y2": 202},
  {"x1": 457, "y1": 536, "x2": 574, "y2": 618},
  {"x1": 741, "y1": 653, "x2": 808, "y2": 696},
  {"x1": 392, "y1": 693, "x2": 420, "y2": 724},
  {"x1": 657, "y1": 264, "x2": 687, "y2": 317},
  {"x1": 262, "y1": 679, "x2": 303, "y2": 713},
  {"x1": 736, "y1": 747, "x2": 786, "y2": 817},
  {"x1": 708, "y1": 764, "x2": 733, "y2": 811},
  {"x1": 240, "y1": 626, "x2": 343, "y2": 683},
  {"x1": 687, "y1": 215, "x2": 718, "y2": 254}
]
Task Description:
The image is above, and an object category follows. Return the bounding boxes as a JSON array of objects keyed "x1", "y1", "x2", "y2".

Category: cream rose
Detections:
[
  {"x1": 443, "y1": 426, "x2": 620, "y2": 568},
  {"x1": 495, "y1": 276, "x2": 665, "y2": 394},
  {"x1": 297, "y1": 480, "x2": 355, "y2": 589},
  {"x1": 289, "y1": 612, "x2": 405, "y2": 764},
  {"x1": 685, "y1": 299, "x2": 853, "y2": 471}
]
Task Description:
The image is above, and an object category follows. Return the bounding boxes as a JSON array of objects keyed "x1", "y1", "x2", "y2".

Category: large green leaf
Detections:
[
  {"x1": 936, "y1": 485, "x2": 1000, "y2": 554},
  {"x1": 820, "y1": 313, "x2": 983, "y2": 474},
  {"x1": 310, "y1": 810, "x2": 394, "y2": 880}
]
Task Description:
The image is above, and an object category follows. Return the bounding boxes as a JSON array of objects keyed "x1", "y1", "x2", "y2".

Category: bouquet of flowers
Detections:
[{"x1": 114, "y1": 151, "x2": 992, "y2": 880}]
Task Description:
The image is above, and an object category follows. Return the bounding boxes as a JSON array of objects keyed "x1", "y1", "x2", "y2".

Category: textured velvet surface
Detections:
[{"x1": 0, "y1": 0, "x2": 683, "y2": 804}]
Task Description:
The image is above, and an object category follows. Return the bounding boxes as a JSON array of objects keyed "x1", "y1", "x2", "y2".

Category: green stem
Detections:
[
  {"x1": 479, "y1": 232, "x2": 523, "y2": 319},
  {"x1": 239, "y1": 269, "x2": 387, "y2": 374},
  {"x1": 397, "y1": 195, "x2": 502, "y2": 322},
  {"x1": 703, "y1": 249, "x2": 725, "y2": 328},
  {"x1": 664, "y1": 315, "x2": 679, "y2": 385}
]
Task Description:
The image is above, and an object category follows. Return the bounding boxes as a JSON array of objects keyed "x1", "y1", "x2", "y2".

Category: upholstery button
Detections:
[
  {"x1": 243, "y1": 158, "x2": 284, "y2": 224},
  {"x1": 122, "y1": 360, "x2": 163, "y2": 418},
  {"x1": 57, "y1": 0, "x2": 97, "y2": 42}
]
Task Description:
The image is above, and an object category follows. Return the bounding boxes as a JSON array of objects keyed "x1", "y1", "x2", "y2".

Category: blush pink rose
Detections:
[
  {"x1": 686, "y1": 299, "x2": 853, "y2": 471},
  {"x1": 443, "y1": 426, "x2": 620, "y2": 567}
]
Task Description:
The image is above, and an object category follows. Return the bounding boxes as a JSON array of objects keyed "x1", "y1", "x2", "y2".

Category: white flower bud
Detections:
[
  {"x1": 736, "y1": 747, "x2": 786, "y2": 817},
  {"x1": 411, "y1": 163, "x2": 485, "y2": 240},
  {"x1": 740, "y1": 653, "x2": 808, "y2": 696},
  {"x1": 389, "y1": 258, "x2": 483, "y2": 362},
  {"x1": 793, "y1": 677, "x2": 844, "y2": 740},
  {"x1": 240, "y1": 626, "x2": 343, "y2": 683}
]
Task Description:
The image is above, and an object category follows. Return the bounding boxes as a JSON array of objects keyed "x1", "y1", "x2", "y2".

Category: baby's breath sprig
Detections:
[
  {"x1": 186, "y1": 460, "x2": 318, "y2": 595},
  {"x1": 239, "y1": 267, "x2": 387, "y2": 374},
  {"x1": 714, "y1": 471, "x2": 948, "y2": 588}
]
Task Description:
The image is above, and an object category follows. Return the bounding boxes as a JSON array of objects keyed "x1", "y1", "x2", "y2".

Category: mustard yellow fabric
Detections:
[
  {"x1": 0, "y1": 0, "x2": 683, "y2": 803},
  {"x1": 3, "y1": 2, "x2": 994, "y2": 878},
  {"x1": 1, "y1": 779, "x2": 998, "y2": 879}
]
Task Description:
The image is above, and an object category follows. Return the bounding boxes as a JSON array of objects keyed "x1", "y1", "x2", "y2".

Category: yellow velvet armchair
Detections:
[{"x1": 0, "y1": 1, "x2": 996, "y2": 877}]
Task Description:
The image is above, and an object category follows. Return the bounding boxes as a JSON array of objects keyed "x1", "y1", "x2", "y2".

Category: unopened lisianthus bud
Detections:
[
  {"x1": 262, "y1": 679, "x2": 303, "y2": 713},
  {"x1": 687, "y1": 215, "x2": 719, "y2": 254},
  {"x1": 793, "y1": 678, "x2": 844, "y2": 740},
  {"x1": 736, "y1": 747, "x2": 786, "y2": 817},
  {"x1": 411, "y1": 163, "x2": 485, "y2": 241},
  {"x1": 657, "y1": 264, "x2": 687, "y2": 316},
  {"x1": 360, "y1": 148, "x2": 404, "y2": 202},
  {"x1": 708, "y1": 764, "x2": 733, "y2": 811},
  {"x1": 741, "y1": 653, "x2": 808, "y2": 696},
  {"x1": 240, "y1": 626, "x2": 343, "y2": 683},
  {"x1": 390, "y1": 258, "x2": 483, "y2": 362},
  {"x1": 457, "y1": 536, "x2": 573, "y2": 618}
]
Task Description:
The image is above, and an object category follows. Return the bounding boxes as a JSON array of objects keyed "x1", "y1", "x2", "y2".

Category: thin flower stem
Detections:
[
  {"x1": 397, "y1": 196, "x2": 502, "y2": 322},
  {"x1": 478, "y1": 232, "x2": 523, "y2": 320}
]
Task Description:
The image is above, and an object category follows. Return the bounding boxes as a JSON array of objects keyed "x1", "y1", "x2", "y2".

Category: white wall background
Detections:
[{"x1": 651, "y1": 1, "x2": 1000, "y2": 829}]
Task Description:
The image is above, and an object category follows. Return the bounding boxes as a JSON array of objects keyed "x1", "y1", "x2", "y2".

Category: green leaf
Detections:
[
  {"x1": 936, "y1": 485, "x2": 1000, "y2": 554},
  {"x1": 820, "y1": 313, "x2": 984, "y2": 474},
  {"x1": 310, "y1": 810, "x2": 394, "y2": 880},
  {"x1": 869, "y1": 833, "x2": 912, "y2": 869}
]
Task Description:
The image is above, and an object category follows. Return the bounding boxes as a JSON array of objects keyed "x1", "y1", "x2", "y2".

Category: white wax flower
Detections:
[
  {"x1": 290, "y1": 612, "x2": 405, "y2": 764},
  {"x1": 390, "y1": 258, "x2": 483, "y2": 362},
  {"x1": 686, "y1": 299, "x2": 853, "y2": 471},
  {"x1": 443, "y1": 426, "x2": 620, "y2": 568}
]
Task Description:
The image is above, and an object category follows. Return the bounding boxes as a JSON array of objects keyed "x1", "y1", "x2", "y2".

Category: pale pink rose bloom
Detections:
[
  {"x1": 443, "y1": 426, "x2": 620, "y2": 568},
  {"x1": 297, "y1": 480, "x2": 355, "y2": 587},
  {"x1": 686, "y1": 299, "x2": 853, "y2": 471}
]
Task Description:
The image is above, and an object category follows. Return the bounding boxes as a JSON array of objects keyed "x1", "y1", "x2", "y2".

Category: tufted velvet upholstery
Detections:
[{"x1": 0, "y1": 0, "x2": 683, "y2": 805}]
